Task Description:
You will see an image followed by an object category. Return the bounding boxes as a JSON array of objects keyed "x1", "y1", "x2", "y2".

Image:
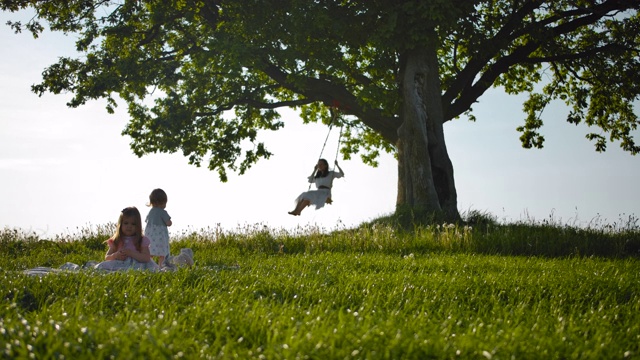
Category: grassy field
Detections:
[{"x1": 1, "y1": 214, "x2": 639, "y2": 359}]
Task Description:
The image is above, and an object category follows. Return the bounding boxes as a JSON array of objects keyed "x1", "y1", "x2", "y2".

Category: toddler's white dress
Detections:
[{"x1": 145, "y1": 207, "x2": 171, "y2": 257}]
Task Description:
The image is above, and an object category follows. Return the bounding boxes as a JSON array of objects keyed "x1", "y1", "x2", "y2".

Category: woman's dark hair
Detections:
[{"x1": 315, "y1": 159, "x2": 330, "y2": 178}]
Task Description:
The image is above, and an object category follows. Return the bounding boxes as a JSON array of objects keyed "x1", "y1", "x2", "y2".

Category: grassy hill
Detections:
[{"x1": 1, "y1": 213, "x2": 639, "y2": 359}]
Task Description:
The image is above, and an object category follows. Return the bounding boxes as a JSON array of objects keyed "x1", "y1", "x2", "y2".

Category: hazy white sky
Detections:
[{"x1": 1, "y1": 11, "x2": 638, "y2": 238}]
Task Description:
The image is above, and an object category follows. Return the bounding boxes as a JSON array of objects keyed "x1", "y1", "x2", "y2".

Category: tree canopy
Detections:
[{"x1": 2, "y1": 0, "x2": 639, "y2": 218}]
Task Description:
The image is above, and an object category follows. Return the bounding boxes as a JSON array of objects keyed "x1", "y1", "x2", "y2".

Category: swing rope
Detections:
[
  {"x1": 333, "y1": 124, "x2": 344, "y2": 165},
  {"x1": 315, "y1": 108, "x2": 339, "y2": 161}
]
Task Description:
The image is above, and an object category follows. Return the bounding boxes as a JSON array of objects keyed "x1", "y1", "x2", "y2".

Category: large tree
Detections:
[{"x1": 3, "y1": 0, "x2": 639, "y2": 221}]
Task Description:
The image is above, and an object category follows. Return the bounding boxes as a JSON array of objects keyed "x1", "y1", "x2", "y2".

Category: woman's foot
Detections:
[{"x1": 288, "y1": 211, "x2": 300, "y2": 216}]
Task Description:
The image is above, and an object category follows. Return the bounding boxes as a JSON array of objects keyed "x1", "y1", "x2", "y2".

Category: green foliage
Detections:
[
  {"x1": 3, "y1": 0, "x2": 638, "y2": 181},
  {"x1": 1, "y1": 220, "x2": 639, "y2": 359},
  {"x1": 440, "y1": 2, "x2": 640, "y2": 152}
]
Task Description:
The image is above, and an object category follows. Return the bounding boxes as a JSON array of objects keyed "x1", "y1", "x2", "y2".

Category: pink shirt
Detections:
[{"x1": 107, "y1": 236, "x2": 151, "y2": 252}]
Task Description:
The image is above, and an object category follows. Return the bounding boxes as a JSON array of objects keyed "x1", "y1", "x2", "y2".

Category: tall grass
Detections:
[{"x1": 1, "y1": 213, "x2": 639, "y2": 359}]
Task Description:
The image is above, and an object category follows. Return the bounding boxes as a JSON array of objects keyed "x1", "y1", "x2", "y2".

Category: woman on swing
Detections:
[{"x1": 289, "y1": 158, "x2": 344, "y2": 216}]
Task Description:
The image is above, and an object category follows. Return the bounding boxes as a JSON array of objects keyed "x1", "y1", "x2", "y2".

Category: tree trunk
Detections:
[{"x1": 396, "y1": 47, "x2": 460, "y2": 221}]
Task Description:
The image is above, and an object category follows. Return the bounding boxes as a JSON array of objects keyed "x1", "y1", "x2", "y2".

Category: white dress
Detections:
[
  {"x1": 145, "y1": 207, "x2": 171, "y2": 257},
  {"x1": 294, "y1": 169, "x2": 344, "y2": 210}
]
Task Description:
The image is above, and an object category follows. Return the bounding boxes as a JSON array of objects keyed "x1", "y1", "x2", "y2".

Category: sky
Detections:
[{"x1": 1, "y1": 11, "x2": 638, "y2": 238}]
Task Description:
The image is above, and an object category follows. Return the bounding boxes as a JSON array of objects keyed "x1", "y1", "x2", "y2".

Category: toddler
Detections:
[{"x1": 144, "y1": 188, "x2": 172, "y2": 266}]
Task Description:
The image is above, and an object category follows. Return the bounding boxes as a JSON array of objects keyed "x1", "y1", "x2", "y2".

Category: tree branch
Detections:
[
  {"x1": 243, "y1": 98, "x2": 314, "y2": 109},
  {"x1": 260, "y1": 61, "x2": 400, "y2": 143},
  {"x1": 441, "y1": 0, "x2": 543, "y2": 110},
  {"x1": 444, "y1": 0, "x2": 636, "y2": 121}
]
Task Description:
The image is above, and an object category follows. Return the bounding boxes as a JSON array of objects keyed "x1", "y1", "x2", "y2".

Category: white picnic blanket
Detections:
[{"x1": 23, "y1": 248, "x2": 194, "y2": 276}]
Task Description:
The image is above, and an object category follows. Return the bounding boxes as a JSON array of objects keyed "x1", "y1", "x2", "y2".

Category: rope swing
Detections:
[
  {"x1": 309, "y1": 107, "x2": 344, "y2": 191},
  {"x1": 289, "y1": 105, "x2": 347, "y2": 215}
]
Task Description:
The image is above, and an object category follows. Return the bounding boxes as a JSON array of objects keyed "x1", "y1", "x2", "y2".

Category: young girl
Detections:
[
  {"x1": 95, "y1": 207, "x2": 159, "y2": 271},
  {"x1": 289, "y1": 158, "x2": 344, "y2": 216},
  {"x1": 144, "y1": 188, "x2": 172, "y2": 266}
]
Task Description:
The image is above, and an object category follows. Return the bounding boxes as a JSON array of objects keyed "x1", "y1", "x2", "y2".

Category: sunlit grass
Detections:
[{"x1": 1, "y1": 212, "x2": 639, "y2": 358}]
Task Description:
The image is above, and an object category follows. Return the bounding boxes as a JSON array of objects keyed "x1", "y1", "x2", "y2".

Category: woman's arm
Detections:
[{"x1": 334, "y1": 160, "x2": 344, "y2": 177}]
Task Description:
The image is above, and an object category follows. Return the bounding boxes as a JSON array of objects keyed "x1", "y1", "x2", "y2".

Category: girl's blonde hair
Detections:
[
  {"x1": 147, "y1": 188, "x2": 168, "y2": 207},
  {"x1": 109, "y1": 207, "x2": 144, "y2": 251}
]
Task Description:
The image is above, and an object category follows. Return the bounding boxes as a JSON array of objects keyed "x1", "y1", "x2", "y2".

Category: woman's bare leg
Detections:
[{"x1": 288, "y1": 199, "x2": 310, "y2": 216}]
